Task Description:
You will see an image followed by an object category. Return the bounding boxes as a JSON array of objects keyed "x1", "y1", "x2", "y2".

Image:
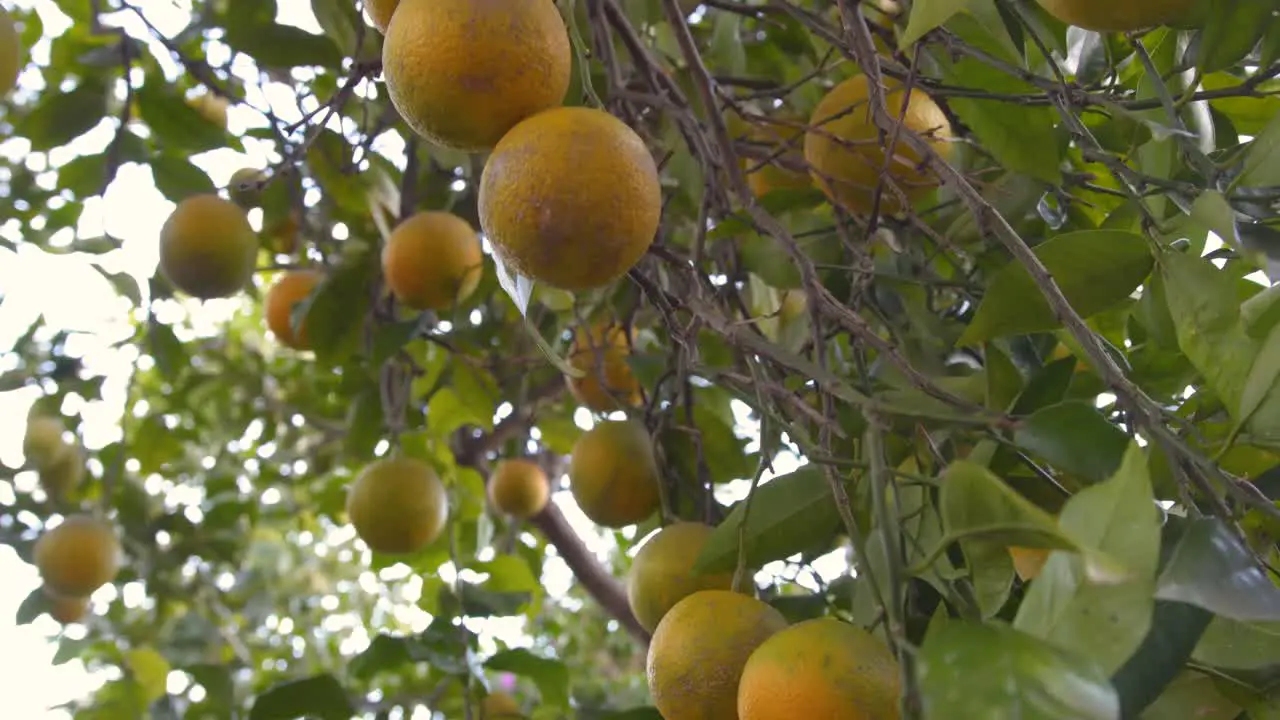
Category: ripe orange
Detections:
[
  {"x1": 480, "y1": 691, "x2": 524, "y2": 718},
  {"x1": 382, "y1": 0, "x2": 570, "y2": 151},
  {"x1": 1009, "y1": 546, "x2": 1051, "y2": 581},
  {"x1": 382, "y1": 211, "x2": 484, "y2": 312},
  {"x1": 647, "y1": 590, "x2": 790, "y2": 720},
  {"x1": 478, "y1": 106, "x2": 662, "y2": 291},
  {"x1": 488, "y1": 459, "x2": 550, "y2": 520},
  {"x1": 738, "y1": 617, "x2": 902, "y2": 720},
  {"x1": 566, "y1": 322, "x2": 643, "y2": 413},
  {"x1": 158, "y1": 194, "x2": 258, "y2": 299},
  {"x1": 364, "y1": 0, "x2": 400, "y2": 33},
  {"x1": 568, "y1": 420, "x2": 661, "y2": 528},
  {"x1": 264, "y1": 269, "x2": 323, "y2": 350},
  {"x1": 1035, "y1": 0, "x2": 1202, "y2": 31},
  {"x1": 346, "y1": 457, "x2": 450, "y2": 555},
  {"x1": 735, "y1": 117, "x2": 812, "y2": 199},
  {"x1": 34, "y1": 514, "x2": 121, "y2": 598},
  {"x1": 804, "y1": 74, "x2": 953, "y2": 216},
  {"x1": 626, "y1": 522, "x2": 735, "y2": 633},
  {"x1": 44, "y1": 588, "x2": 90, "y2": 625},
  {"x1": 23, "y1": 416, "x2": 67, "y2": 470}
]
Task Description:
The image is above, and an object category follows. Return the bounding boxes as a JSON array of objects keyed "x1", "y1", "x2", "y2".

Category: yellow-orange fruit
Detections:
[
  {"x1": 187, "y1": 92, "x2": 229, "y2": 129},
  {"x1": 23, "y1": 416, "x2": 67, "y2": 470},
  {"x1": 478, "y1": 106, "x2": 661, "y2": 291},
  {"x1": 568, "y1": 420, "x2": 661, "y2": 528},
  {"x1": 227, "y1": 168, "x2": 266, "y2": 208},
  {"x1": 264, "y1": 269, "x2": 323, "y2": 350},
  {"x1": 488, "y1": 459, "x2": 550, "y2": 520},
  {"x1": 346, "y1": 457, "x2": 450, "y2": 555},
  {"x1": 647, "y1": 590, "x2": 790, "y2": 720},
  {"x1": 1035, "y1": 0, "x2": 1202, "y2": 31},
  {"x1": 34, "y1": 515, "x2": 121, "y2": 599},
  {"x1": 566, "y1": 322, "x2": 643, "y2": 413},
  {"x1": 44, "y1": 588, "x2": 90, "y2": 625},
  {"x1": 626, "y1": 522, "x2": 735, "y2": 633},
  {"x1": 159, "y1": 194, "x2": 258, "y2": 299},
  {"x1": 364, "y1": 0, "x2": 400, "y2": 33},
  {"x1": 382, "y1": 0, "x2": 570, "y2": 151},
  {"x1": 738, "y1": 617, "x2": 902, "y2": 720},
  {"x1": 480, "y1": 692, "x2": 524, "y2": 719},
  {"x1": 40, "y1": 443, "x2": 84, "y2": 501},
  {"x1": 735, "y1": 119, "x2": 812, "y2": 199},
  {"x1": 804, "y1": 74, "x2": 953, "y2": 216},
  {"x1": 1009, "y1": 546, "x2": 1051, "y2": 581},
  {"x1": 1, "y1": 6, "x2": 23, "y2": 98},
  {"x1": 382, "y1": 211, "x2": 484, "y2": 312}
]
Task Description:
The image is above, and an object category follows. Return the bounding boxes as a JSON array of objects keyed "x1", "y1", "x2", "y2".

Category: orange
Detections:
[
  {"x1": 44, "y1": 588, "x2": 90, "y2": 625},
  {"x1": 1009, "y1": 546, "x2": 1051, "y2": 581},
  {"x1": 382, "y1": 211, "x2": 484, "y2": 312},
  {"x1": 735, "y1": 117, "x2": 812, "y2": 199},
  {"x1": 227, "y1": 168, "x2": 266, "y2": 208},
  {"x1": 738, "y1": 617, "x2": 902, "y2": 720},
  {"x1": 23, "y1": 416, "x2": 67, "y2": 470},
  {"x1": 626, "y1": 522, "x2": 735, "y2": 633},
  {"x1": 647, "y1": 590, "x2": 790, "y2": 720},
  {"x1": 346, "y1": 457, "x2": 450, "y2": 555},
  {"x1": 264, "y1": 269, "x2": 323, "y2": 350},
  {"x1": 1035, "y1": 0, "x2": 1203, "y2": 31},
  {"x1": 158, "y1": 194, "x2": 258, "y2": 299},
  {"x1": 566, "y1": 322, "x2": 643, "y2": 413},
  {"x1": 34, "y1": 514, "x2": 121, "y2": 598},
  {"x1": 487, "y1": 459, "x2": 550, "y2": 520},
  {"x1": 478, "y1": 106, "x2": 661, "y2": 291},
  {"x1": 568, "y1": 420, "x2": 661, "y2": 528},
  {"x1": 382, "y1": 0, "x2": 570, "y2": 151},
  {"x1": 480, "y1": 692, "x2": 524, "y2": 718},
  {"x1": 804, "y1": 74, "x2": 953, "y2": 216},
  {"x1": 364, "y1": 0, "x2": 400, "y2": 33}
]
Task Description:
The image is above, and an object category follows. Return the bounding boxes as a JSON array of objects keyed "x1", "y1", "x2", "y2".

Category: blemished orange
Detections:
[
  {"x1": 1035, "y1": 0, "x2": 1202, "y2": 31},
  {"x1": 363, "y1": 0, "x2": 399, "y2": 33},
  {"x1": 34, "y1": 515, "x2": 121, "y2": 599},
  {"x1": 738, "y1": 617, "x2": 902, "y2": 720},
  {"x1": 346, "y1": 457, "x2": 450, "y2": 555},
  {"x1": 382, "y1": 0, "x2": 570, "y2": 151},
  {"x1": 488, "y1": 459, "x2": 550, "y2": 520},
  {"x1": 158, "y1": 194, "x2": 258, "y2": 299},
  {"x1": 480, "y1": 691, "x2": 524, "y2": 718},
  {"x1": 804, "y1": 74, "x2": 953, "y2": 216},
  {"x1": 647, "y1": 590, "x2": 790, "y2": 720},
  {"x1": 566, "y1": 322, "x2": 643, "y2": 413},
  {"x1": 568, "y1": 420, "x2": 661, "y2": 528},
  {"x1": 382, "y1": 211, "x2": 484, "y2": 312},
  {"x1": 478, "y1": 106, "x2": 661, "y2": 291},
  {"x1": 264, "y1": 269, "x2": 323, "y2": 350},
  {"x1": 626, "y1": 522, "x2": 735, "y2": 633}
]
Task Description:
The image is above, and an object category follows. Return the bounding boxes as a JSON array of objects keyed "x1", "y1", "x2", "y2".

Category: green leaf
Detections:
[
  {"x1": 248, "y1": 674, "x2": 354, "y2": 720},
  {"x1": 135, "y1": 81, "x2": 228, "y2": 152},
  {"x1": 1188, "y1": 191, "x2": 1241, "y2": 253},
  {"x1": 1111, "y1": 599, "x2": 1214, "y2": 719},
  {"x1": 1240, "y1": 283, "x2": 1280, "y2": 340},
  {"x1": 1155, "y1": 518, "x2": 1280, "y2": 622},
  {"x1": 14, "y1": 587, "x2": 43, "y2": 625},
  {"x1": 1140, "y1": 670, "x2": 1243, "y2": 720},
  {"x1": 1013, "y1": 445, "x2": 1160, "y2": 674},
  {"x1": 536, "y1": 412, "x2": 581, "y2": 455},
  {"x1": 692, "y1": 465, "x2": 843, "y2": 574},
  {"x1": 918, "y1": 620, "x2": 1121, "y2": 720},
  {"x1": 471, "y1": 555, "x2": 539, "y2": 594},
  {"x1": 1238, "y1": 110, "x2": 1280, "y2": 189},
  {"x1": 1191, "y1": 617, "x2": 1280, "y2": 670},
  {"x1": 225, "y1": 22, "x2": 343, "y2": 69},
  {"x1": 92, "y1": 264, "x2": 142, "y2": 307},
  {"x1": 1237, "y1": 323, "x2": 1280, "y2": 436},
  {"x1": 1195, "y1": 0, "x2": 1271, "y2": 74},
  {"x1": 737, "y1": 233, "x2": 802, "y2": 290},
  {"x1": 57, "y1": 152, "x2": 108, "y2": 198},
  {"x1": 939, "y1": 461, "x2": 1078, "y2": 549},
  {"x1": 151, "y1": 155, "x2": 216, "y2": 203},
  {"x1": 901, "y1": 0, "x2": 970, "y2": 48},
  {"x1": 300, "y1": 251, "x2": 376, "y2": 366},
  {"x1": 371, "y1": 319, "x2": 419, "y2": 367},
  {"x1": 485, "y1": 649, "x2": 571, "y2": 708},
  {"x1": 349, "y1": 635, "x2": 414, "y2": 680},
  {"x1": 708, "y1": 11, "x2": 745, "y2": 76},
  {"x1": 17, "y1": 77, "x2": 108, "y2": 151},
  {"x1": 959, "y1": 230, "x2": 1153, "y2": 346},
  {"x1": 1013, "y1": 401, "x2": 1131, "y2": 484}
]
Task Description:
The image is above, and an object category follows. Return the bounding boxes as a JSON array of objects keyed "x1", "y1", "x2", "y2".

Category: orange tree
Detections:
[{"x1": 2, "y1": 0, "x2": 1280, "y2": 718}]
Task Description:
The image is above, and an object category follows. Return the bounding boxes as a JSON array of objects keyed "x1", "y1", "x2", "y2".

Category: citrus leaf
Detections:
[
  {"x1": 959, "y1": 230, "x2": 1153, "y2": 346},
  {"x1": 900, "y1": 0, "x2": 970, "y2": 48},
  {"x1": 135, "y1": 81, "x2": 228, "y2": 153},
  {"x1": 17, "y1": 77, "x2": 109, "y2": 151},
  {"x1": 1155, "y1": 517, "x2": 1280, "y2": 622},
  {"x1": 1195, "y1": 0, "x2": 1271, "y2": 74},
  {"x1": 1013, "y1": 401, "x2": 1131, "y2": 484},
  {"x1": 249, "y1": 674, "x2": 354, "y2": 720},
  {"x1": 299, "y1": 252, "x2": 377, "y2": 367},
  {"x1": 1192, "y1": 617, "x2": 1280, "y2": 671},
  {"x1": 1237, "y1": 323, "x2": 1280, "y2": 436},
  {"x1": 918, "y1": 620, "x2": 1121, "y2": 720},
  {"x1": 485, "y1": 649, "x2": 570, "y2": 709},
  {"x1": 693, "y1": 465, "x2": 843, "y2": 574},
  {"x1": 1238, "y1": 110, "x2": 1280, "y2": 189},
  {"x1": 151, "y1": 155, "x2": 217, "y2": 204},
  {"x1": 939, "y1": 461, "x2": 1078, "y2": 550},
  {"x1": 225, "y1": 22, "x2": 342, "y2": 69},
  {"x1": 1057, "y1": 443, "x2": 1160, "y2": 579},
  {"x1": 1110, "y1": 599, "x2": 1213, "y2": 718}
]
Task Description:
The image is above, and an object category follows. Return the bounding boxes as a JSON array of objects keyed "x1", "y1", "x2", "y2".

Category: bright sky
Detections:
[{"x1": 0, "y1": 1, "x2": 839, "y2": 715}]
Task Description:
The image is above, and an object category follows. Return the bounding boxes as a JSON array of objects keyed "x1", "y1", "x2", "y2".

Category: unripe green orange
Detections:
[
  {"x1": 158, "y1": 194, "x2": 258, "y2": 299},
  {"x1": 346, "y1": 457, "x2": 450, "y2": 555}
]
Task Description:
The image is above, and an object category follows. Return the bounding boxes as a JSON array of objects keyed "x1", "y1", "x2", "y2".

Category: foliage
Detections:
[{"x1": 1, "y1": 0, "x2": 1279, "y2": 718}]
